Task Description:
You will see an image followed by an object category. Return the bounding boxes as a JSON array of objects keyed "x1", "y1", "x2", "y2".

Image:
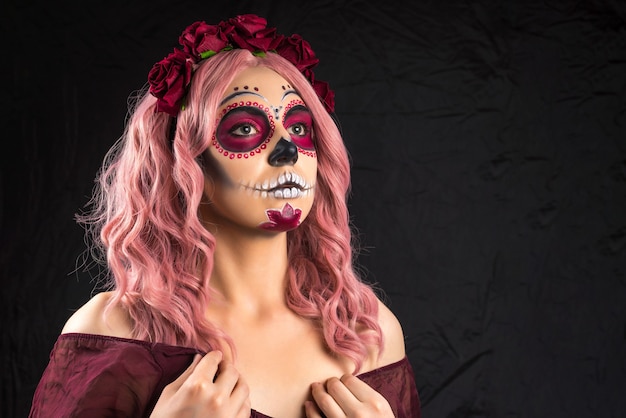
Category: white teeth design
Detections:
[{"x1": 240, "y1": 172, "x2": 315, "y2": 199}]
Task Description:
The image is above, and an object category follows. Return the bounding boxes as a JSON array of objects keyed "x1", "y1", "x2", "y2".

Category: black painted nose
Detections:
[{"x1": 268, "y1": 138, "x2": 298, "y2": 166}]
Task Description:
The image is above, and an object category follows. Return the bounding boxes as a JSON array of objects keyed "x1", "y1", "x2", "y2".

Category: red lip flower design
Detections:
[{"x1": 259, "y1": 203, "x2": 302, "y2": 232}]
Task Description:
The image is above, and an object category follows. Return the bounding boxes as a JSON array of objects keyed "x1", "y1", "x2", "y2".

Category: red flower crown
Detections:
[{"x1": 148, "y1": 14, "x2": 335, "y2": 116}]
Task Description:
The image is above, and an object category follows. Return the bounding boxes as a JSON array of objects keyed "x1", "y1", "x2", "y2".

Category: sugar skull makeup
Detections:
[
  {"x1": 212, "y1": 97, "x2": 316, "y2": 160},
  {"x1": 283, "y1": 102, "x2": 314, "y2": 151},
  {"x1": 215, "y1": 105, "x2": 274, "y2": 153},
  {"x1": 200, "y1": 66, "x2": 318, "y2": 233}
]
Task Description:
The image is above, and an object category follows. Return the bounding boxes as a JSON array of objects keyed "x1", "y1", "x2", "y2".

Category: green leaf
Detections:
[{"x1": 200, "y1": 50, "x2": 217, "y2": 59}]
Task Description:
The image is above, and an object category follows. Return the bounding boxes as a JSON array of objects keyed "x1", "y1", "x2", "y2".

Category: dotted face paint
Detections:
[
  {"x1": 283, "y1": 99, "x2": 316, "y2": 158},
  {"x1": 200, "y1": 66, "x2": 318, "y2": 234},
  {"x1": 213, "y1": 97, "x2": 317, "y2": 160},
  {"x1": 213, "y1": 101, "x2": 275, "y2": 159}
]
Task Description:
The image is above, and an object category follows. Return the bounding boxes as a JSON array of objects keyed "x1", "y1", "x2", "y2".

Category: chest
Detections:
[{"x1": 224, "y1": 317, "x2": 355, "y2": 417}]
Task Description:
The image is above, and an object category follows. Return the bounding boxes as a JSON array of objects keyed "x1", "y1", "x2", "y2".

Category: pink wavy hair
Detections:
[{"x1": 78, "y1": 49, "x2": 383, "y2": 372}]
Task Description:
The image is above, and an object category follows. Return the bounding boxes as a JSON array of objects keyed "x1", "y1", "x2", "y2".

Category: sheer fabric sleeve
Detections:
[
  {"x1": 358, "y1": 356, "x2": 421, "y2": 418},
  {"x1": 29, "y1": 334, "x2": 197, "y2": 418}
]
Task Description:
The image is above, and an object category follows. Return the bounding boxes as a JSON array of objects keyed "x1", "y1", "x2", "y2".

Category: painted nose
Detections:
[{"x1": 268, "y1": 137, "x2": 298, "y2": 166}]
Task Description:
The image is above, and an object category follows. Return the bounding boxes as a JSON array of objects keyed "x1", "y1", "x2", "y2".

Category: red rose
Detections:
[
  {"x1": 312, "y1": 80, "x2": 335, "y2": 113},
  {"x1": 225, "y1": 14, "x2": 268, "y2": 36},
  {"x1": 302, "y1": 68, "x2": 314, "y2": 81},
  {"x1": 231, "y1": 27, "x2": 282, "y2": 52},
  {"x1": 275, "y1": 34, "x2": 319, "y2": 71},
  {"x1": 148, "y1": 49, "x2": 193, "y2": 116},
  {"x1": 179, "y1": 21, "x2": 231, "y2": 58},
  {"x1": 223, "y1": 14, "x2": 282, "y2": 52},
  {"x1": 146, "y1": 14, "x2": 335, "y2": 117}
]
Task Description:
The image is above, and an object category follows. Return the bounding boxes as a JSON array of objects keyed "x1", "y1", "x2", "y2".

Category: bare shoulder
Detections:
[
  {"x1": 61, "y1": 291, "x2": 133, "y2": 338},
  {"x1": 376, "y1": 298, "x2": 406, "y2": 367}
]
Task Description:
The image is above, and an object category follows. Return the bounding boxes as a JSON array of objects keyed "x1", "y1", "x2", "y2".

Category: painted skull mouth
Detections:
[{"x1": 242, "y1": 172, "x2": 315, "y2": 199}]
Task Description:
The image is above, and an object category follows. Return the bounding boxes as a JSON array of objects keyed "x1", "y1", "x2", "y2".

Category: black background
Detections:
[{"x1": 3, "y1": 0, "x2": 626, "y2": 417}]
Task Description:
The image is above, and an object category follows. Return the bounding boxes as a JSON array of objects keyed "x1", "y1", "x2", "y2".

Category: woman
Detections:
[{"x1": 29, "y1": 14, "x2": 420, "y2": 418}]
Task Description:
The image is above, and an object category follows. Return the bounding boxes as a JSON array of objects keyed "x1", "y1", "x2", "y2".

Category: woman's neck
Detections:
[{"x1": 208, "y1": 227, "x2": 290, "y2": 314}]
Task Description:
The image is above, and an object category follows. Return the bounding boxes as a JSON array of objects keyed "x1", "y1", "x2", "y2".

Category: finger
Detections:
[
  {"x1": 324, "y1": 377, "x2": 361, "y2": 412},
  {"x1": 340, "y1": 374, "x2": 391, "y2": 414},
  {"x1": 234, "y1": 389, "x2": 252, "y2": 418},
  {"x1": 311, "y1": 381, "x2": 346, "y2": 417},
  {"x1": 229, "y1": 375, "x2": 250, "y2": 406},
  {"x1": 304, "y1": 400, "x2": 324, "y2": 418},
  {"x1": 212, "y1": 360, "x2": 241, "y2": 393},
  {"x1": 188, "y1": 350, "x2": 222, "y2": 383},
  {"x1": 339, "y1": 374, "x2": 383, "y2": 402}
]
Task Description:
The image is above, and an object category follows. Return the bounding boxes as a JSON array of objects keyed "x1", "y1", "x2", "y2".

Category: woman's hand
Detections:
[
  {"x1": 150, "y1": 351, "x2": 250, "y2": 418},
  {"x1": 305, "y1": 374, "x2": 394, "y2": 417}
]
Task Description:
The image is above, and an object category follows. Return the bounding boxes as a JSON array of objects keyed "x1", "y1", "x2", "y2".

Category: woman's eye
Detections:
[
  {"x1": 231, "y1": 124, "x2": 258, "y2": 136},
  {"x1": 283, "y1": 105, "x2": 315, "y2": 151},
  {"x1": 288, "y1": 123, "x2": 308, "y2": 136},
  {"x1": 215, "y1": 106, "x2": 272, "y2": 152}
]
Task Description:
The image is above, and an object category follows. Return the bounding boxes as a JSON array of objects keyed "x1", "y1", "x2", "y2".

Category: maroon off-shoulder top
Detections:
[{"x1": 29, "y1": 333, "x2": 421, "y2": 418}]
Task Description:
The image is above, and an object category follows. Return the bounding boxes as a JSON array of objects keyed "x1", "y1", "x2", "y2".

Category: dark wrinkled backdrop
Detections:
[{"x1": 3, "y1": 0, "x2": 625, "y2": 417}]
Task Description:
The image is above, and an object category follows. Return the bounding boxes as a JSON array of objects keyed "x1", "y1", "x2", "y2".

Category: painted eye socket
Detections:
[
  {"x1": 284, "y1": 105, "x2": 314, "y2": 150},
  {"x1": 216, "y1": 107, "x2": 272, "y2": 152}
]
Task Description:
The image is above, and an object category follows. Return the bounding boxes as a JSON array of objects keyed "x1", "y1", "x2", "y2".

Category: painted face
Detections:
[{"x1": 201, "y1": 66, "x2": 318, "y2": 233}]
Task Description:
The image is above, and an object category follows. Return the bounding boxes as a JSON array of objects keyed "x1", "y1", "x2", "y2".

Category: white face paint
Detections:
[{"x1": 201, "y1": 66, "x2": 318, "y2": 233}]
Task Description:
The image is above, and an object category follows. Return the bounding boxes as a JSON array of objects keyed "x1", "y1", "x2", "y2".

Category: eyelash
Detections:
[{"x1": 231, "y1": 122, "x2": 260, "y2": 136}]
